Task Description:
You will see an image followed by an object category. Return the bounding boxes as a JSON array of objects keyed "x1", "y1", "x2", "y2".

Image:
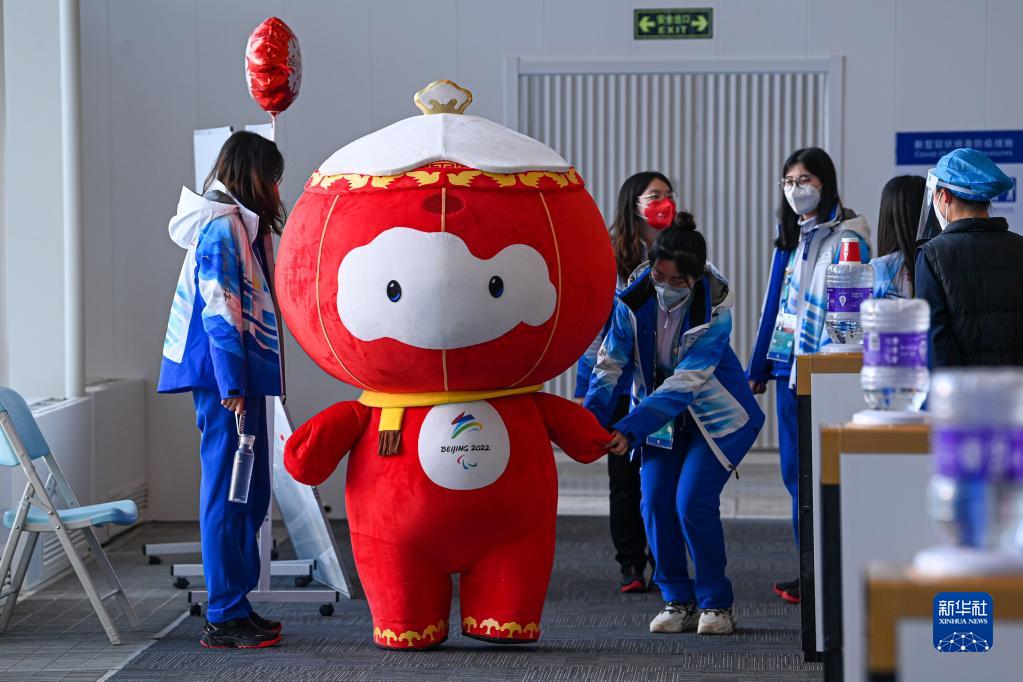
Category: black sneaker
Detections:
[
  {"x1": 772, "y1": 578, "x2": 800, "y2": 604},
  {"x1": 620, "y1": 565, "x2": 647, "y2": 593},
  {"x1": 201, "y1": 616, "x2": 281, "y2": 649},
  {"x1": 249, "y1": 611, "x2": 282, "y2": 633}
]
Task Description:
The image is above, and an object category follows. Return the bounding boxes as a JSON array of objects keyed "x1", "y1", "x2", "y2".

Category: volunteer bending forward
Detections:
[{"x1": 584, "y1": 220, "x2": 764, "y2": 635}]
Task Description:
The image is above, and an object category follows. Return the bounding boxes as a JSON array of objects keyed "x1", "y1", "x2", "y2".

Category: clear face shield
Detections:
[
  {"x1": 917, "y1": 172, "x2": 981, "y2": 241},
  {"x1": 917, "y1": 172, "x2": 942, "y2": 242}
]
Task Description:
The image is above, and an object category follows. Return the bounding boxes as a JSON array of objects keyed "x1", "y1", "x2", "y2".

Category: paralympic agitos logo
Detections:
[{"x1": 441, "y1": 412, "x2": 489, "y2": 469}]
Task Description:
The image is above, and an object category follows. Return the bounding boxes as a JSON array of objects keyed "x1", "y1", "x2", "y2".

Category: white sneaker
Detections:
[
  {"x1": 697, "y1": 607, "x2": 737, "y2": 635},
  {"x1": 649, "y1": 601, "x2": 698, "y2": 633}
]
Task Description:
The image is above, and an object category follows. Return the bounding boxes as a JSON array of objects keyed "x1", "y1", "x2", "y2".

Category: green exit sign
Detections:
[{"x1": 634, "y1": 8, "x2": 713, "y2": 39}]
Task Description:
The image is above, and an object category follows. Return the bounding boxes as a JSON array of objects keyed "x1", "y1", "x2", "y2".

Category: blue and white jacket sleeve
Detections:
[
  {"x1": 583, "y1": 300, "x2": 634, "y2": 427},
  {"x1": 747, "y1": 247, "x2": 787, "y2": 383},
  {"x1": 574, "y1": 317, "x2": 610, "y2": 399},
  {"x1": 616, "y1": 309, "x2": 732, "y2": 445},
  {"x1": 195, "y1": 217, "x2": 247, "y2": 400}
]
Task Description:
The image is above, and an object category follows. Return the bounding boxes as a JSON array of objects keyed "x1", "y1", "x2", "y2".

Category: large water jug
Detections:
[
  {"x1": 860, "y1": 298, "x2": 930, "y2": 411},
  {"x1": 927, "y1": 370, "x2": 1023, "y2": 552},
  {"x1": 824, "y1": 237, "x2": 873, "y2": 345}
]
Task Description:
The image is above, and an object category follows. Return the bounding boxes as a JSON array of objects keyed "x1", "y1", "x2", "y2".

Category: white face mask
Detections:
[
  {"x1": 933, "y1": 195, "x2": 950, "y2": 231},
  {"x1": 785, "y1": 184, "x2": 821, "y2": 217},
  {"x1": 654, "y1": 282, "x2": 690, "y2": 311}
]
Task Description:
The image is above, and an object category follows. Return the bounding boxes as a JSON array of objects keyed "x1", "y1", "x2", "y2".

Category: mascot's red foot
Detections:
[
  {"x1": 462, "y1": 616, "x2": 541, "y2": 643},
  {"x1": 373, "y1": 619, "x2": 449, "y2": 650}
]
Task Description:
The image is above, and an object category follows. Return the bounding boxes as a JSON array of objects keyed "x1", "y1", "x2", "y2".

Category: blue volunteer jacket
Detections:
[
  {"x1": 870, "y1": 251, "x2": 912, "y2": 300},
  {"x1": 584, "y1": 265, "x2": 765, "y2": 467},
  {"x1": 575, "y1": 266, "x2": 649, "y2": 399},
  {"x1": 747, "y1": 208, "x2": 871, "y2": 384},
  {"x1": 574, "y1": 314, "x2": 613, "y2": 398},
  {"x1": 747, "y1": 244, "x2": 796, "y2": 382},
  {"x1": 158, "y1": 183, "x2": 283, "y2": 400}
]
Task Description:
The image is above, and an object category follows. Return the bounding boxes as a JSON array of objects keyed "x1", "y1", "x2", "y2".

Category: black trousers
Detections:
[{"x1": 607, "y1": 396, "x2": 649, "y2": 572}]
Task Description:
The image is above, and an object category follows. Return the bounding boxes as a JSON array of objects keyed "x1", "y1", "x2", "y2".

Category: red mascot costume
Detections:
[{"x1": 279, "y1": 81, "x2": 616, "y2": 650}]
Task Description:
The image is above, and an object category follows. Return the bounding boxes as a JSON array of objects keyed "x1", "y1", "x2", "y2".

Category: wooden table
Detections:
[
  {"x1": 796, "y1": 351, "x2": 864, "y2": 660},
  {"x1": 819, "y1": 423, "x2": 931, "y2": 681}
]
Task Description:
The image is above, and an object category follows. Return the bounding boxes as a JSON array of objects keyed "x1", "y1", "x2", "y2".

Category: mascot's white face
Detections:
[{"x1": 336, "y1": 227, "x2": 557, "y2": 350}]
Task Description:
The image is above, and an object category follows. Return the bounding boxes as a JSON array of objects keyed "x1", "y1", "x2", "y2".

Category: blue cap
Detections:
[{"x1": 930, "y1": 147, "x2": 1014, "y2": 201}]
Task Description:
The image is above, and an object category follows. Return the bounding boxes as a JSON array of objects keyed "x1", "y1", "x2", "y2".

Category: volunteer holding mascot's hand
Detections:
[{"x1": 585, "y1": 216, "x2": 765, "y2": 636}]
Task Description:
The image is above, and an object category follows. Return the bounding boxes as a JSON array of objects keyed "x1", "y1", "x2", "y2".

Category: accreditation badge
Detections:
[
  {"x1": 767, "y1": 312, "x2": 797, "y2": 363},
  {"x1": 646, "y1": 420, "x2": 675, "y2": 450}
]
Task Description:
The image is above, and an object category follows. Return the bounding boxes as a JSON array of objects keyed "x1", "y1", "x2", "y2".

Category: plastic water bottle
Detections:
[
  {"x1": 927, "y1": 370, "x2": 1023, "y2": 553},
  {"x1": 860, "y1": 299, "x2": 930, "y2": 411},
  {"x1": 228, "y1": 412, "x2": 255, "y2": 504},
  {"x1": 824, "y1": 237, "x2": 874, "y2": 345}
]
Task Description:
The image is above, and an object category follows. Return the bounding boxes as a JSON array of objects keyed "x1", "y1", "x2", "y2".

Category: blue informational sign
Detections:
[
  {"x1": 933, "y1": 592, "x2": 994, "y2": 653},
  {"x1": 896, "y1": 130, "x2": 1022, "y2": 231},
  {"x1": 896, "y1": 130, "x2": 1023, "y2": 166}
]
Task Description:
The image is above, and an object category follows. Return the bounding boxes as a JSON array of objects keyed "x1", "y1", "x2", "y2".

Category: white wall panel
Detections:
[
  {"x1": 88, "y1": 379, "x2": 147, "y2": 532},
  {"x1": 455, "y1": 0, "x2": 544, "y2": 123},
  {"x1": 0, "y1": 0, "x2": 7, "y2": 389},
  {"x1": 4, "y1": 0, "x2": 65, "y2": 399},
  {"x1": 894, "y1": 0, "x2": 987, "y2": 132},
  {"x1": 105, "y1": 0, "x2": 200, "y2": 520},
  {"x1": 544, "y1": 0, "x2": 630, "y2": 59},
  {"x1": 808, "y1": 0, "x2": 897, "y2": 242},
  {"x1": 517, "y1": 61, "x2": 833, "y2": 449},
  {"x1": 716, "y1": 0, "x2": 807, "y2": 58},
  {"x1": 81, "y1": 0, "x2": 115, "y2": 381},
  {"x1": 986, "y1": 0, "x2": 1023, "y2": 129}
]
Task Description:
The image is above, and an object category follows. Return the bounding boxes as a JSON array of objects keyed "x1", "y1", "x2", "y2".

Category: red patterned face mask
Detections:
[{"x1": 642, "y1": 198, "x2": 676, "y2": 230}]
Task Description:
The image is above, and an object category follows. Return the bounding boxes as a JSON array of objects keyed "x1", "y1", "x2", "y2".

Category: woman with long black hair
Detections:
[
  {"x1": 747, "y1": 147, "x2": 870, "y2": 605},
  {"x1": 574, "y1": 171, "x2": 679, "y2": 593},
  {"x1": 871, "y1": 175, "x2": 926, "y2": 299}
]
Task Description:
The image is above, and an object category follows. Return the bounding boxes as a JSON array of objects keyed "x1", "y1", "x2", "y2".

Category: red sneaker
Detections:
[
  {"x1": 620, "y1": 566, "x2": 647, "y2": 593},
  {"x1": 772, "y1": 579, "x2": 800, "y2": 604}
]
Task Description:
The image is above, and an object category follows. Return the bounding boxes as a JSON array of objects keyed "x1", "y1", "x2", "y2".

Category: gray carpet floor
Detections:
[{"x1": 111, "y1": 517, "x2": 821, "y2": 681}]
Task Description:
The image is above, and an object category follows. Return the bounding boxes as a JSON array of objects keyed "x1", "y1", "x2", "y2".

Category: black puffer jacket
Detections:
[{"x1": 915, "y1": 217, "x2": 1023, "y2": 367}]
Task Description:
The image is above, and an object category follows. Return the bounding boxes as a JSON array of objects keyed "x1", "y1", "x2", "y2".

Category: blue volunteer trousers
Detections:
[
  {"x1": 775, "y1": 379, "x2": 799, "y2": 547},
  {"x1": 192, "y1": 391, "x2": 270, "y2": 623},
  {"x1": 639, "y1": 421, "x2": 757, "y2": 609}
]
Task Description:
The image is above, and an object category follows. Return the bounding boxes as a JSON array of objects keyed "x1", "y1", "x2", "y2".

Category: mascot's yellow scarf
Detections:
[{"x1": 358, "y1": 385, "x2": 543, "y2": 455}]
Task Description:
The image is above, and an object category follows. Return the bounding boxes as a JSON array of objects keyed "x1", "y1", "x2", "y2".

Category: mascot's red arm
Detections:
[
  {"x1": 532, "y1": 392, "x2": 612, "y2": 464},
  {"x1": 284, "y1": 401, "x2": 372, "y2": 486}
]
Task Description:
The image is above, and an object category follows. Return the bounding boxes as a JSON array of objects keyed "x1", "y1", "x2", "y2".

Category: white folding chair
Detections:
[{"x1": 0, "y1": 386, "x2": 141, "y2": 644}]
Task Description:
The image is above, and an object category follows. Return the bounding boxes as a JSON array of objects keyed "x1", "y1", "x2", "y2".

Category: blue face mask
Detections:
[{"x1": 654, "y1": 282, "x2": 690, "y2": 310}]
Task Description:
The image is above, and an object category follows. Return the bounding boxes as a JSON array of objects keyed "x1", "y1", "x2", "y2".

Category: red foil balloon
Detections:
[{"x1": 245, "y1": 17, "x2": 301, "y2": 116}]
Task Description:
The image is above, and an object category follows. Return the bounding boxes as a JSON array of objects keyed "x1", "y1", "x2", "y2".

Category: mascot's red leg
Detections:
[
  {"x1": 458, "y1": 524, "x2": 555, "y2": 644},
  {"x1": 352, "y1": 532, "x2": 453, "y2": 650}
]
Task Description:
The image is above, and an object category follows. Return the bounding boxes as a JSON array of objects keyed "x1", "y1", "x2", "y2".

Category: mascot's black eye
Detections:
[
  {"x1": 489, "y1": 276, "x2": 504, "y2": 298},
  {"x1": 387, "y1": 280, "x2": 402, "y2": 302}
]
